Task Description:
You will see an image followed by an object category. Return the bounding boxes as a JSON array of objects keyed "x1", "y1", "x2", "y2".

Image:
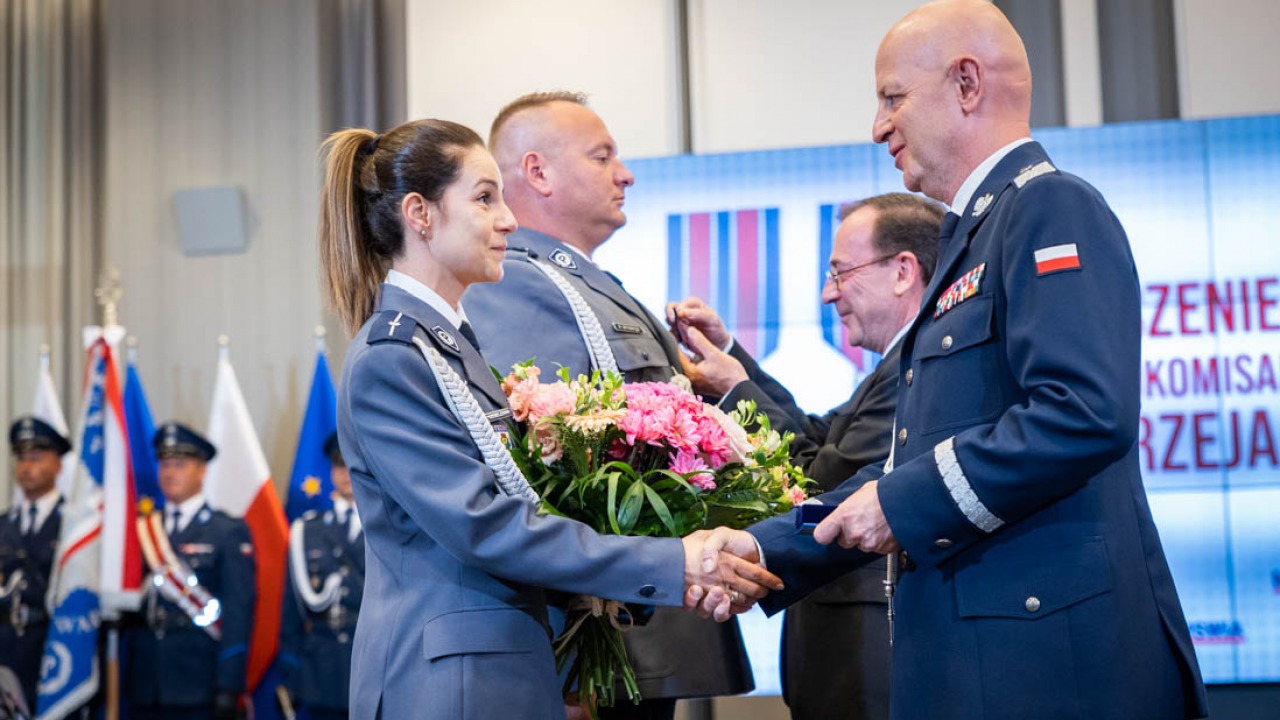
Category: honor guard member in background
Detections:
[
  {"x1": 464, "y1": 92, "x2": 753, "y2": 720},
  {"x1": 670, "y1": 193, "x2": 942, "y2": 720},
  {"x1": 126, "y1": 422, "x2": 256, "y2": 720},
  {"x1": 0, "y1": 417, "x2": 71, "y2": 711},
  {"x1": 279, "y1": 431, "x2": 363, "y2": 720}
]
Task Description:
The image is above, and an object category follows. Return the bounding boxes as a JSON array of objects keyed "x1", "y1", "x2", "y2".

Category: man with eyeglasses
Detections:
[{"x1": 669, "y1": 191, "x2": 941, "y2": 720}]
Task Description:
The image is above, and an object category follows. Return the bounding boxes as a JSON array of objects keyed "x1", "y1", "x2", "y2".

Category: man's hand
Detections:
[
  {"x1": 812, "y1": 480, "x2": 900, "y2": 554},
  {"x1": 666, "y1": 297, "x2": 732, "y2": 349},
  {"x1": 681, "y1": 527, "x2": 782, "y2": 621},
  {"x1": 677, "y1": 326, "x2": 749, "y2": 397}
]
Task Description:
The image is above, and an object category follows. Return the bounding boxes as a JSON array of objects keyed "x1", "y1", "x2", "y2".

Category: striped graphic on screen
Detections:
[
  {"x1": 667, "y1": 208, "x2": 781, "y2": 358},
  {"x1": 819, "y1": 203, "x2": 880, "y2": 373}
]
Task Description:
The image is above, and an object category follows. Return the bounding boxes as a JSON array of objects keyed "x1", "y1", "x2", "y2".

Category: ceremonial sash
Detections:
[
  {"x1": 287, "y1": 518, "x2": 343, "y2": 613},
  {"x1": 136, "y1": 511, "x2": 222, "y2": 639}
]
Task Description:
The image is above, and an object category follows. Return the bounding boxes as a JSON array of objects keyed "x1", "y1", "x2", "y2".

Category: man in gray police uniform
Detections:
[{"x1": 464, "y1": 91, "x2": 753, "y2": 720}]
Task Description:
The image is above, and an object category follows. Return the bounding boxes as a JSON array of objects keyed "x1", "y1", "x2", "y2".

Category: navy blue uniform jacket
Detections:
[{"x1": 750, "y1": 143, "x2": 1209, "y2": 719}]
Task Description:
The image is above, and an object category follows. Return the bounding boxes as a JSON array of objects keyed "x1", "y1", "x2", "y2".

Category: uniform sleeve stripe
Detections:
[{"x1": 934, "y1": 437, "x2": 1005, "y2": 533}]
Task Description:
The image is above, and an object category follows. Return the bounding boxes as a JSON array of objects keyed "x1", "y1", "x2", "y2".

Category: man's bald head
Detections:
[
  {"x1": 887, "y1": 0, "x2": 1032, "y2": 118},
  {"x1": 872, "y1": 0, "x2": 1033, "y2": 203}
]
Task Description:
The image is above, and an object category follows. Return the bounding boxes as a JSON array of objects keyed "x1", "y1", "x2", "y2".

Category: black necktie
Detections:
[
  {"x1": 168, "y1": 508, "x2": 182, "y2": 536},
  {"x1": 25, "y1": 505, "x2": 38, "y2": 536},
  {"x1": 939, "y1": 212, "x2": 960, "y2": 245},
  {"x1": 458, "y1": 321, "x2": 481, "y2": 351}
]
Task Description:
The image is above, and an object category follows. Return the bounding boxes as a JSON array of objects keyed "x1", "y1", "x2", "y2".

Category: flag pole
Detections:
[{"x1": 100, "y1": 281, "x2": 123, "y2": 720}]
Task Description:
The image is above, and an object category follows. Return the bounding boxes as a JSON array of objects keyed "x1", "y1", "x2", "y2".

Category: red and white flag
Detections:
[
  {"x1": 204, "y1": 354, "x2": 288, "y2": 692},
  {"x1": 1034, "y1": 243, "x2": 1081, "y2": 275}
]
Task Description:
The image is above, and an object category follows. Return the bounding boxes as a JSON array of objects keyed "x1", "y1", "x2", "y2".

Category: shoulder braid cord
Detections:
[
  {"x1": 411, "y1": 338, "x2": 541, "y2": 503},
  {"x1": 527, "y1": 258, "x2": 620, "y2": 374},
  {"x1": 287, "y1": 517, "x2": 344, "y2": 612}
]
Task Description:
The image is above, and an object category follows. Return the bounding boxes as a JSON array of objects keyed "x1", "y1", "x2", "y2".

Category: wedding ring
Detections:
[{"x1": 728, "y1": 589, "x2": 741, "y2": 604}]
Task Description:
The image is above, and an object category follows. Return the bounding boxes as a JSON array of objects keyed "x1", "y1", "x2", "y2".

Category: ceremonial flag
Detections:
[
  {"x1": 204, "y1": 354, "x2": 288, "y2": 692},
  {"x1": 285, "y1": 350, "x2": 337, "y2": 521},
  {"x1": 37, "y1": 338, "x2": 141, "y2": 719},
  {"x1": 123, "y1": 359, "x2": 163, "y2": 514}
]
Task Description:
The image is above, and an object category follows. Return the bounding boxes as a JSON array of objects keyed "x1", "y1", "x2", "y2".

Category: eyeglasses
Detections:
[{"x1": 824, "y1": 254, "x2": 895, "y2": 290}]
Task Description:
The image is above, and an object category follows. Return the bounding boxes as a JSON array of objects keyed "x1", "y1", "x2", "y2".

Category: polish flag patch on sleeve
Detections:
[{"x1": 1034, "y1": 243, "x2": 1081, "y2": 275}]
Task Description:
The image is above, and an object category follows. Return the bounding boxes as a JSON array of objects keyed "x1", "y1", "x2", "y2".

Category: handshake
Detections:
[{"x1": 679, "y1": 527, "x2": 781, "y2": 621}]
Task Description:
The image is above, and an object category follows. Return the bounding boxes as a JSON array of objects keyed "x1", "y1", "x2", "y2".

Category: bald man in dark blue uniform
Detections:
[
  {"x1": 695, "y1": 3, "x2": 1209, "y2": 719},
  {"x1": 0, "y1": 417, "x2": 71, "y2": 712}
]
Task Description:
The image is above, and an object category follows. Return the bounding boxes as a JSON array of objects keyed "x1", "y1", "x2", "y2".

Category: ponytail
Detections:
[
  {"x1": 319, "y1": 129, "x2": 382, "y2": 335},
  {"x1": 318, "y1": 120, "x2": 486, "y2": 335}
]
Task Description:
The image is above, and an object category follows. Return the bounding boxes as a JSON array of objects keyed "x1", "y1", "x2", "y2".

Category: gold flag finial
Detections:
[{"x1": 94, "y1": 267, "x2": 124, "y2": 327}]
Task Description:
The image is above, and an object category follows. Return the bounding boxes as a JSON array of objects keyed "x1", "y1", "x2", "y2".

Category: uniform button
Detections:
[
  {"x1": 1025, "y1": 596, "x2": 1041, "y2": 612},
  {"x1": 641, "y1": 351, "x2": 651, "y2": 361},
  {"x1": 941, "y1": 335, "x2": 953, "y2": 350},
  {"x1": 934, "y1": 538, "x2": 952, "y2": 549},
  {"x1": 897, "y1": 428, "x2": 908, "y2": 446},
  {"x1": 638, "y1": 585, "x2": 656, "y2": 598},
  {"x1": 338, "y1": 632, "x2": 350, "y2": 644},
  {"x1": 905, "y1": 368, "x2": 913, "y2": 385}
]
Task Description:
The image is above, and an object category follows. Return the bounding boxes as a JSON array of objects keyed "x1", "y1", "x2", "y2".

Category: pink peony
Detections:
[{"x1": 526, "y1": 382, "x2": 577, "y2": 425}]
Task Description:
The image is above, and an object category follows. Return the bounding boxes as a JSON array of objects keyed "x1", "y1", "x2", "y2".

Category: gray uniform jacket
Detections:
[
  {"x1": 464, "y1": 228, "x2": 754, "y2": 700},
  {"x1": 338, "y1": 284, "x2": 686, "y2": 720}
]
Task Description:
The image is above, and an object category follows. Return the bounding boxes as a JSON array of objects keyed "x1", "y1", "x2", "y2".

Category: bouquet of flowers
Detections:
[{"x1": 500, "y1": 362, "x2": 809, "y2": 717}]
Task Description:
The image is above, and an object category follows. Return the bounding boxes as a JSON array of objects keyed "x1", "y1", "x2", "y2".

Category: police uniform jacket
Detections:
[
  {"x1": 724, "y1": 342, "x2": 900, "y2": 720},
  {"x1": 464, "y1": 230, "x2": 755, "y2": 701},
  {"x1": 338, "y1": 283, "x2": 686, "y2": 720},
  {"x1": 0, "y1": 497, "x2": 62, "y2": 709},
  {"x1": 279, "y1": 507, "x2": 364, "y2": 711},
  {"x1": 127, "y1": 504, "x2": 256, "y2": 708},
  {"x1": 749, "y1": 143, "x2": 1209, "y2": 719}
]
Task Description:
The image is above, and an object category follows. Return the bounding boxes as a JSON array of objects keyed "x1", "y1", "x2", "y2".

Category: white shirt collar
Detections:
[
  {"x1": 167, "y1": 493, "x2": 207, "y2": 534},
  {"x1": 331, "y1": 496, "x2": 362, "y2": 540},
  {"x1": 21, "y1": 491, "x2": 61, "y2": 533},
  {"x1": 949, "y1": 137, "x2": 1033, "y2": 217},
  {"x1": 884, "y1": 321, "x2": 913, "y2": 356},
  {"x1": 385, "y1": 269, "x2": 469, "y2": 330}
]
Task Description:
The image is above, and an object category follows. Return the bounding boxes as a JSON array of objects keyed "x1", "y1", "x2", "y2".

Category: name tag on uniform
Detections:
[
  {"x1": 612, "y1": 323, "x2": 644, "y2": 335},
  {"x1": 485, "y1": 408, "x2": 513, "y2": 423},
  {"x1": 179, "y1": 543, "x2": 215, "y2": 555}
]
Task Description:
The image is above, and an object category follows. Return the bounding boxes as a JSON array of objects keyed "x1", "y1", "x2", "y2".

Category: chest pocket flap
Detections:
[
  {"x1": 421, "y1": 608, "x2": 548, "y2": 661},
  {"x1": 916, "y1": 294, "x2": 996, "y2": 361}
]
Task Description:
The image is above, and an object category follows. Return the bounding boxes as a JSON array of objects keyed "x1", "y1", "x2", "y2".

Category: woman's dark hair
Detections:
[{"x1": 318, "y1": 119, "x2": 484, "y2": 334}]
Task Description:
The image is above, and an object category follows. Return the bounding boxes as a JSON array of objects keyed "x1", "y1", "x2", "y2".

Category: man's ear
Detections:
[
  {"x1": 522, "y1": 151, "x2": 554, "y2": 198},
  {"x1": 951, "y1": 56, "x2": 983, "y2": 114},
  {"x1": 401, "y1": 191, "x2": 432, "y2": 238},
  {"x1": 894, "y1": 252, "x2": 921, "y2": 296}
]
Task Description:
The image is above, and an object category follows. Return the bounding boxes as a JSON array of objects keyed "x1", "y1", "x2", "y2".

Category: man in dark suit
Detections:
[
  {"x1": 670, "y1": 193, "x2": 941, "y2": 720},
  {"x1": 279, "y1": 432, "x2": 363, "y2": 720},
  {"x1": 464, "y1": 91, "x2": 753, "y2": 720},
  {"x1": 0, "y1": 416, "x2": 71, "y2": 712},
  {"x1": 692, "y1": 2, "x2": 1209, "y2": 718},
  {"x1": 126, "y1": 422, "x2": 256, "y2": 720}
]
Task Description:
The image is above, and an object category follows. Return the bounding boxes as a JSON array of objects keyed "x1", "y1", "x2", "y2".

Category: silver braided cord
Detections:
[
  {"x1": 412, "y1": 338, "x2": 540, "y2": 503},
  {"x1": 529, "y1": 259, "x2": 620, "y2": 374}
]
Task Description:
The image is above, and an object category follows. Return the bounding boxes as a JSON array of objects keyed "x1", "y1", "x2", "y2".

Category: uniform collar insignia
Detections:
[
  {"x1": 430, "y1": 325, "x2": 460, "y2": 353},
  {"x1": 972, "y1": 193, "x2": 993, "y2": 217},
  {"x1": 548, "y1": 248, "x2": 578, "y2": 270},
  {"x1": 197, "y1": 507, "x2": 211, "y2": 523}
]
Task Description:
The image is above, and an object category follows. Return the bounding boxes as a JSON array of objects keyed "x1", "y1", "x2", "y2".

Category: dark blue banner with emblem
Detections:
[{"x1": 286, "y1": 350, "x2": 337, "y2": 521}]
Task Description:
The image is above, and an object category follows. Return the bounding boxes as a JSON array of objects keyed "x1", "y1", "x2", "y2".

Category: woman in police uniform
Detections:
[{"x1": 318, "y1": 120, "x2": 773, "y2": 720}]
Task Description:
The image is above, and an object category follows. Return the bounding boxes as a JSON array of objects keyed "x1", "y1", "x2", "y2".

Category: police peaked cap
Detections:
[
  {"x1": 153, "y1": 421, "x2": 217, "y2": 461},
  {"x1": 323, "y1": 430, "x2": 345, "y2": 468},
  {"x1": 9, "y1": 416, "x2": 72, "y2": 455}
]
